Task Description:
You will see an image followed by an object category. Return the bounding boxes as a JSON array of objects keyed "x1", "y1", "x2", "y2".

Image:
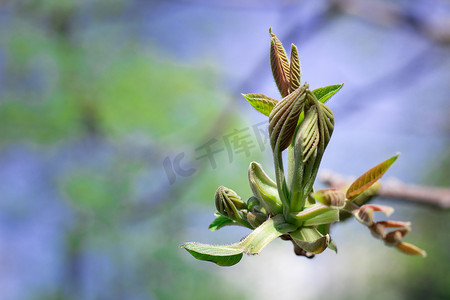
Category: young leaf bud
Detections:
[
  {"x1": 269, "y1": 28, "x2": 291, "y2": 97},
  {"x1": 269, "y1": 83, "x2": 308, "y2": 152}
]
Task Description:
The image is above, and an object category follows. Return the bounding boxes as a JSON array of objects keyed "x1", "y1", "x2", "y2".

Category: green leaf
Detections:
[
  {"x1": 242, "y1": 93, "x2": 278, "y2": 116},
  {"x1": 181, "y1": 243, "x2": 243, "y2": 266},
  {"x1": 209, "y1": 214, "x2": 236, "y2": 231},
  {"x1": 317, "y1": 224, "x2": 338, "y2": 252},
  {"x1": 290, "y1": 227, "x2": 330, "y2": 254},
  {"x1": 182, "y1": 215, "x2": 287, "y2": 266},
  {"x1": 346, "y1": 153, "x2": 400, "y2": 200},
  {"x1": 312, "y1": 83, "x2": 344, "y2": 103},
  {"x1": 248, "y1": 161, "x2": 282, "y2": 214}
]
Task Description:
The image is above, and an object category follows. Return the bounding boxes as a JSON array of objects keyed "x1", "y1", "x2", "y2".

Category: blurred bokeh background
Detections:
[{"x1": 0, "y1": 0, "x2": 449, "y2": 299}]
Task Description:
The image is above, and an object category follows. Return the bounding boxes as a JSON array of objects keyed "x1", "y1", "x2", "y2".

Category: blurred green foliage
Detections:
[
  {"x1": 0, "y1": 4, "x2": 227, "y2": 146},
  {"x1": 0, "y1": 1, "x2": 255, "y2": 299}
]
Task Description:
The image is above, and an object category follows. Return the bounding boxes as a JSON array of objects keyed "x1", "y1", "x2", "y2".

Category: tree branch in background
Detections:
[{"x1": 320, "y1": 170, "x2": 450, "y2": 209}]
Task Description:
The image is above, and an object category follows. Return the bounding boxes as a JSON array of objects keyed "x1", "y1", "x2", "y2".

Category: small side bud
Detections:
[
  {"x1": 314, "y1": 189, "x2": 346, "y2": 208},
  {"x1": 246, "y1": 196, "x2": 261, "y2": 211},
  {"x1": 369, "y1": 222, "x2": 386, "y2": 239},
  {"x1": 370, "y1": 221, "x2": 411, "y2": 240},
  {"x1": 215, "y1": 186, "x2": 247, "y2": 221},
  {"x1": 354, "y1": 206, "x2": 374, "y2": 226},
  {"x1": 355, "y1": 204, "x2": 394, "y2": 226},
  {"x1": 384, "y1": 228, "x2": 409, "y2": 246}
]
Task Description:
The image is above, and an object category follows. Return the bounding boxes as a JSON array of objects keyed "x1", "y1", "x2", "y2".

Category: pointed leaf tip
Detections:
[
  {"x1": 312, "y1": 83, "x2": 344, "y2": 103},
  {"x1": 242, "y1": 93, "x2": 278, "y2": 116},
  {"x1": 346, "y1": 154, "x2": 399, "y2": 200},
  {"x1": 209, "y1": 214, "x2": 235, "y2": 231},
  {"x1": 181, "y1": 243, "x2": 243, "y2": 266},
  {"x1": 396, "y1": 242, "x2": 427, "y2": 257},
  {"x1": 289, "y1": 44, "x2": 301, "y2": 92},
  {"x1": 270, "y1": 30, "x2": 290, "y2": 97}
]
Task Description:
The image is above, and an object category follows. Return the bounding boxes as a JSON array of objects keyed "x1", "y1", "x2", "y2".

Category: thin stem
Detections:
[{"x1": 273, "y1": 149, "x2": 290, "y2": 219}]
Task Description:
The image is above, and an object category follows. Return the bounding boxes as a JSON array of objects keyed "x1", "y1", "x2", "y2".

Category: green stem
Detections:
[
  {"x1": 234, "y1": 214, "x2": 287, "y2": 254},
  {"x1": 273, "y1": 150, "x2": 290, "y2": 219}
]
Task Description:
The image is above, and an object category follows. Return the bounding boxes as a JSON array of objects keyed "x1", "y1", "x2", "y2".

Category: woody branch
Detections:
[{"x1": 320, "y1": 170, "x2": 450, "y2": 209}]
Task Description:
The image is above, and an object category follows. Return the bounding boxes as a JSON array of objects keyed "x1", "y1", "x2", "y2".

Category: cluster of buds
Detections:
[
  {"x1": 181, "y1": 28, "x2": 425, "y2": 266},
  {"x1": 354, "y1": 204, "x2": 426, "y2": 256}
]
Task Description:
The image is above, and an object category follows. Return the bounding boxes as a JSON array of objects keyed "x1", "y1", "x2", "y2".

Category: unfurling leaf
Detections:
[
  {"x1": 269, "y1": 83, "x2": 308, "y2": 152},
  {"x1": 248, "y1": 162, "x2": 283, "y2": 214},
  {"x1": 181, "y1": 243, "x2": 243, "y2": 266},
  {"x1": 346, "y1": 153, "x2": 400, "y2": 200},
  {"x1": 242, "y1": 93, "x2": 278, "y2": 116},
  {"x1": 289, "y1": 44, "x2": 301, "y2": 92},
  {"x1": 209, "y1": 214, "x2": 236, "y2": 231},
  {"x1": 312, "y1": 83, "x2": 344, "y2": 103},
  {"x1": 289, "y1": 96, "x2": 334, "y2": 211},
  {"x1": 270, "y1": 28, "x2": 291, "y2": 97}
]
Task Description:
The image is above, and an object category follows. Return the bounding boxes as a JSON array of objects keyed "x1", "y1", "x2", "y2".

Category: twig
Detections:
[{"x1": 320, "y1": 170, "x2": 450, "y2": 209}]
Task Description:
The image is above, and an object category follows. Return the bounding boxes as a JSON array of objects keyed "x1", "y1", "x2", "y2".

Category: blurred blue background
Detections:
[{"x1": 0, "y1": 0, "x2": 449, "y2": 299}]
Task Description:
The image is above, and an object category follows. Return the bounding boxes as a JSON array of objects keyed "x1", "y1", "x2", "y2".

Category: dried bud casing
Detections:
[
  {"x1": 369, "y1": 223, "x2": 386, "y2": 239},
  {"x1": 395, "y1": 242, "x2": 427, "y2": 257},
  {"x1": 384, "y1": 228, "x2": 409, "y2": 246}
]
